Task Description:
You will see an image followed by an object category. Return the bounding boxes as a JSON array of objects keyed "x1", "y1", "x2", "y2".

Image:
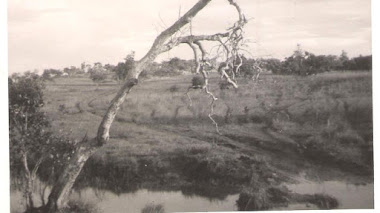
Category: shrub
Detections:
[
  {"x1": 90, "y1": 71, "x2": 107, "y2": 84},
  {"x1": 191, "y1": 76, "x2": 205, "y2": 88}
]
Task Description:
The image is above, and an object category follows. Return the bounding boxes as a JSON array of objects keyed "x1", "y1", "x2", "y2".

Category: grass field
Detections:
[{"x1": 41, "y1": 71, "x2": 373, "y2": 203}]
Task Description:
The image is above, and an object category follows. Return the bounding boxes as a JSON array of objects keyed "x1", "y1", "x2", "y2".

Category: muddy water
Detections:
[{"x1": 11, "y1": 179, "x2": 373, "y2": 212}]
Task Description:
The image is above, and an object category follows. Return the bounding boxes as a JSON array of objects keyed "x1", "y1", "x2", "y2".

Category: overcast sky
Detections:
[{"x1": 8, "y1": 0, "x2": 371, "y2": 74}]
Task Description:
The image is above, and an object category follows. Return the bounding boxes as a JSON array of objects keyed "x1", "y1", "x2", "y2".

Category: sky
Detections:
[{"x1": 8, "y1": 0, "x2": 372, "y2": 74}]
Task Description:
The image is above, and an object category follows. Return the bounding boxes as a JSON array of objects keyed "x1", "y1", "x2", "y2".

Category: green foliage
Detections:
[
  {"x1": 9, "y1": 72, "x2": 76, "y2": 180},
  {"x1": 89, "y1": 71, "x2": 107, "y2": 83},
  {"x1": 239, "y1": 47, "x2": 371, "y2": 77},
  {"x1": 239, "y1": 56, "x2": 256, "y2": 78},
  {"x1": 89, "y1": 62, "x2": 108, "y2": 83},
  {"x1": 263, "y1": 58, "x2": 282, "y2": 74},
  {"x1": 9, "y1": 73, "x2": 48, "y2": 162},
  {"x1": 113, "y1": 62, "x2": 127, "y2": 80},
  {"x1": 145, "y1": 57, "x2": 194, "y2": 77},
  {"x1": 347, "y1": 55, "x2": 372, "y2": 71},
  {"x1": 279, "y1": 50, "x2": 332, "y2": 75},
  {"x1": 113, "y1": 51, "x2": 135, "y2": 81},
  {"x1": 168, "y1": 57, "x2": 187, "y2": 70},
  {"x1": 279, "y1": 50, "x2": 371, "y2": 75}
]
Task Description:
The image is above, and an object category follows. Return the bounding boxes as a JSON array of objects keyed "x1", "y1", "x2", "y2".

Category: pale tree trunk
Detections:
[
  {"x1": 22, "y1": 151, "x2": 45, "y2": 213},
  {"x1": 37, "y1": 0, "x2": 246, "y2": 212},
  {"x1": 44, "y1": 139, "x2": 97, "y2": 211},
  {"x1": 22, "y1": 153, "x2": 34, "y2": 211}
]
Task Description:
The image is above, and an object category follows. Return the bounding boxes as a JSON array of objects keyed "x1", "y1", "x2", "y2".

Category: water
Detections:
[
  {"x1": 71, "y1": 188, "x2": 239, "y2": 212},
  {"x1": 10, "y1": 186, "x2": 239, "y2": 213},
  {"x1": 10, "y1": 162, "x2": 374, "y2": 213},
  {"x1": 11, "y1": 179, "x2": 373, "y2": 212}
]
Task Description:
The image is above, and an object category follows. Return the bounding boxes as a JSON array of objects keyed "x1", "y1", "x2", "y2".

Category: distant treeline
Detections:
[
  {"x1": 20, "y1": 49, "x2": 371, "y2": 82},
  {"x1": 240, "y1": 49, "x2": 372, "y2": 76},
  {"x1": 37, "y1": 52, "x2": 199, "y2": 82}
]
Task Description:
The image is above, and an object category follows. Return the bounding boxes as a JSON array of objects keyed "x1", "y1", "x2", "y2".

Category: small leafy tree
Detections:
[
  {"x1": 113, "y1": 51, "x2": 136, "y2": 82},
  {"x1": 89, "y1": 71, "x2": 107, "y2": 86},
  {"x1": 89, "y1": 63, "x2": 108, "y2": 86},
  {"x1": 264, "y1": 58, "x2": 282, "y2": 74},
  {"x1": 9, "y1": 73, "x2": 76, "y2": 210}
]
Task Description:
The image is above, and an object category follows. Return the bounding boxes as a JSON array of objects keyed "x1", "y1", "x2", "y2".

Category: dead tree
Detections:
[{"x1": 36, "y1": 1, "x2": 247, "y2": 212}]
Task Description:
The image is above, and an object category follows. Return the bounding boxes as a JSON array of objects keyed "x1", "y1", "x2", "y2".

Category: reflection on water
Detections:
[
  {"x1": 71, "y1": 188, "x2": 239, "y2": 212},
  {"x1": 10, "y1": 186, "x2": 239, "y2": 213},
  {"x1": 286, "y1": 180, "x2": 374, "y2": 209},
  {"x1": 10, "y1": 159, "x2": 374, "y2": 212},
  {"x1": 11, "y1": 180, "x2": 374, "y2": 213}
]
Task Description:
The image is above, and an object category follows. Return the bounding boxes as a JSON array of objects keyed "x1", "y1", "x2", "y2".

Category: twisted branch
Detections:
[{"x1": 186, "y1": 41, "x2": 219, "y2": 133}]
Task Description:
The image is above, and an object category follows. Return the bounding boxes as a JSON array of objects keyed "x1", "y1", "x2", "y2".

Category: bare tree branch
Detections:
[
  {"x1": 187, "y1": 42, "x2": 201, "y2": 73},
  {"x1": 194, "y1": 41, "x2": 206, "y2": 61},
  {"x1": 187, "y1": 40, "x2": 219, "y2": 133}
]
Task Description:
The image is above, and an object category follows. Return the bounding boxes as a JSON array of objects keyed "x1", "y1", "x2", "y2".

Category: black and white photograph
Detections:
[{"x1": 3, "y1": 0, "x2": 375, "y2": 212}]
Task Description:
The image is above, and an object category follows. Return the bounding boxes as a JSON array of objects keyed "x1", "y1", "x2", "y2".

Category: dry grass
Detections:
[{"x1": 43, "y1": 71, "x2": 372, "y2": 184}]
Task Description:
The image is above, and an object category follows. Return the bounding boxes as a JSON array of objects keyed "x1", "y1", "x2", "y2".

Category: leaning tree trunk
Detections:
[
  {"x1": 36, "y1": 0, "x2": 247, "y2": 212},
  {"x1": 40, "y1": 1, "x2": 232, "y2": 212}
]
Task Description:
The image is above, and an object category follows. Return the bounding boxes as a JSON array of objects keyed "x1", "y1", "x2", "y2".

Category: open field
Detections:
[{"x1": 36, "y1": 71, "x2": 373, "y2": 210}]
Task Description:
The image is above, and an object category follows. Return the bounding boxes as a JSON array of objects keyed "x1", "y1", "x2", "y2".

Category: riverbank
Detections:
[{"x1": 11, "y1": 71, "x2": 372, "y2": 212}]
